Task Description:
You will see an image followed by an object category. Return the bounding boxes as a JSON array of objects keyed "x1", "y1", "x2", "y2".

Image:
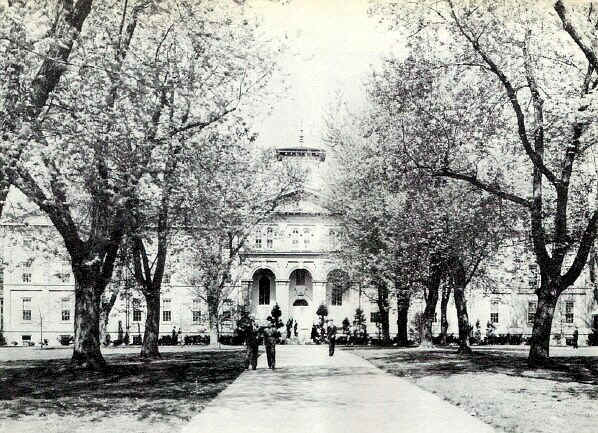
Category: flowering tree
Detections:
[
  {"x1": 371, "y1": 0, "x2": 598, "y2": 366},
  {"x1": 0, "y1": 0, "x2": 284, "y2": 368}
]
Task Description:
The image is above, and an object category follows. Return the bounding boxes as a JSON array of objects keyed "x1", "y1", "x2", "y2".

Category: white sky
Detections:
[{"x1": 250, "y1": 0, "x2": 399, "y2": 149}]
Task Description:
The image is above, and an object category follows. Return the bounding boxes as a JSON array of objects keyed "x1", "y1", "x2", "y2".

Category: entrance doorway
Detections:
[{"x1": 291, "y1": 298, "x2": 312, "y2": 341}]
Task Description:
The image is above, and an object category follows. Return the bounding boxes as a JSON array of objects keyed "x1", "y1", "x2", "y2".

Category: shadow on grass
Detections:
[
  {"x1": 0, "y1": 350, "x2": 247, "y2": 422},
  {"x1": 346, "y1": 346, "x2": 598, "y2": 398}
]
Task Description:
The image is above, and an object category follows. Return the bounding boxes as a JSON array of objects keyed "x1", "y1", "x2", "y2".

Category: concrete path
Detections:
[{"x1": 181, "y1": 345, "x2": 496, "y2": 433}]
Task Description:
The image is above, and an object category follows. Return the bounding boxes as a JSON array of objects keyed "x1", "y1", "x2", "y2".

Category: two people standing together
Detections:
[
  {"x1": 242, "y1": 315, "x2": 338, "y2": 370},
  {"x1": 243, "y1": 315, "x2": 281, "y2": 370}
]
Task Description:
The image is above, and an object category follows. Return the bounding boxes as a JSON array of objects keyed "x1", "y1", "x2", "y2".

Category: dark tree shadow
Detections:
[
  {"x1": 345, "y1": 346, "x2": 598, "y2": 399},
  {"x1": 0, "y1": 350, "x2": 247, "y2": 422}
]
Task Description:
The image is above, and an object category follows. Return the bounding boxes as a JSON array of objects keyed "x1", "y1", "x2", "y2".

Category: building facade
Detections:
[{"x1": 1, "y1": 145, "x2": 597, "y2": 346}]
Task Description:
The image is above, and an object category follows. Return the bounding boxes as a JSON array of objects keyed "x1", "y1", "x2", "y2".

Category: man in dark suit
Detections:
[
  {"x1": 245, "y1": 318, "x2": 259, "y2": 370},
  {"x1": 262, "y1": 317, "x2": 280, "y2": 369},
  {"x1": 327, "y1": 319, "x2": 337, "y2": 357}
]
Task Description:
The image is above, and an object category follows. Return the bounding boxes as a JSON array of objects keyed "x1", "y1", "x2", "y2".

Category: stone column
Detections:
[
  {"x1": 276, "y1": 280, "x2": 290, "y2": 323},
  {"x1": 312, "y1": 281, "x2": 326, "y2": 308}
]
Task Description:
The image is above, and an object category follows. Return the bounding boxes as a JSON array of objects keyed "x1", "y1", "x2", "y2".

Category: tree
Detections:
[
  {"x1": 0, "y1": 1, "x2": 94, "y2": 220},
  {"x1": 316, "y1": 303, "x2": 328, "y2": 325},
  {"x1": 184, "y1": 143, "x2": 302, "y2": 347},
  {"x1": 371, "y1": 0, "x2": 598, "y2": 366}
]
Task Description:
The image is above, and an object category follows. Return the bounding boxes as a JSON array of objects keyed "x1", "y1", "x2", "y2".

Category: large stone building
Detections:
[{"x1": 1, "y1": 144, "x2": 597, "y2": 346}]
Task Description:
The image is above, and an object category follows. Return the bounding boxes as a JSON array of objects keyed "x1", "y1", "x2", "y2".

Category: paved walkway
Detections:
[{"x1": 181, "y1": 345, "x2": 496, "y2": 433}]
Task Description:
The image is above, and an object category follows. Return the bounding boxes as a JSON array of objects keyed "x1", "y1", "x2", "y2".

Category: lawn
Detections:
[
  {"x1": 0, "y1": 349, "x2": 247, "y2": 433},
  {"x1": 348, "y1": 346, "x2": 598, "y2": 433}
]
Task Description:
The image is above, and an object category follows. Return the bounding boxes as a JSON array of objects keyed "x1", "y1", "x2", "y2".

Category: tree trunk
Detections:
[
  {"x1": 99, "y1": 290, "x2": 118, "y2": 346},
  {"x1": 528, "y1": 289, "x2": 559, "y2": 367},
  {"x1": 453, "y1": 284, "x2": 472, "y2": 355},
  {"x1": 440, "y1": 285, "x2": 451, "y2": 345},
  {"x1": 379, "y1": 308, "x2": 390, "y2": 344},
  {"x1": 208, "y1": 309, "x2": 219, "y2": 347},
  {"x1": 396, "y1": 287, "x2": 410, "y2": 346},
  {"x1": 376, "y1": 282, "x2": 390, "y2": 344},
  {"x1": 421, "y1": 286, "x2": 439, "y2": 347},
  {"x1": 71, "y1": 274, "x2": 105, "y2": 369},
  {"x1": 141, "y1": 294, "x2": 161, "y2": 359}
]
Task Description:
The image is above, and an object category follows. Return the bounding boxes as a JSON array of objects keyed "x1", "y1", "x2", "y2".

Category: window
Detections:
[
  {"x1": 61, "y1": 298, "x2": 70, "y2": 321},
  {"x1": 303, "y1": 228, "x2": 310, "y2": 247},
  {"x1": 331, "y1": 287, "x2": 342, "y2": 306},
  {"x1": 258, "y1": 276, "x2": 272, "y2": 305},
  {"x1": 490, "y1": 300, "x2": 499, "y2": 324},
  {"x1": 565, "y1": 301, "x2": 574, "y2": 324},
  {"x1": 292, "y1": 228, "x2": 300, "y2": 245},
  {"x1": 370, "y1": 312, "x2": 380, "y2": 323},
  {"x1": 22, "y1": 298, "x2": 31, "y2": 321},
  {"x1": 266, "y1": 227, "x2": 274, "y2": 249},
  {"x1": 295, "y1": 269, "x2": 306, "y2": 286},
  {"x1": 162, "y1": 299, "x2": 171, "y2": 322},
  {"x1": 528, "y1": 301, "x2": 537, "y2": 324},
  {"x1": 163, "y1": 273, "x2": 171, "y2": 285},
  {"x1": 133, "y1": 298, "x2": 142, "y2": 322},
  {"x1": 255, "y1": 228, "x2": 263, "y2": 249},
  {"x1": 433, "y1": 312, "x2": 438, "y2": 323},
  {"x1": 23, "y1": 237, "x2": 32, "y2": 249},
  {"x1": 22, "y1": 273, "x2": 31, "y2": 283},
  {"x1": 528, "y1": 264, "x2": 538, "y2": 288},
  {"x1": 192, "y1": 299, "x2": 201, "y2": 323}
]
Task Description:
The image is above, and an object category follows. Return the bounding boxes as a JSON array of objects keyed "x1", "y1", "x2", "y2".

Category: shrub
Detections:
[
  {"x1": 588, "y1": 329, "x2": 598, "y2": 346},
  {"x1": 0, "y1": 331, "x2": 6, "y2": 346},
  {"x1": 57, "y1": 335, "x2": 73, "y2": 346}
]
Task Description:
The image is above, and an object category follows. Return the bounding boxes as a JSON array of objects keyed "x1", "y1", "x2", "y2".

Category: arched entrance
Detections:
[
  {"x1": 251, "y1": 269, "x2": 276, "y2": 323},
  {"x1": 289, "y1": 268, "x2": 314, "y2": 339}
]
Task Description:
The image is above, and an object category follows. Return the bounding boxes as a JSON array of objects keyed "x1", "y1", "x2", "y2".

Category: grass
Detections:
[
  {"x1": 347, "y1": 346, "x2": 598, "y2": 433},
  {"x1": 0, "y1": 349, "x2": 247, "y2": 433}
]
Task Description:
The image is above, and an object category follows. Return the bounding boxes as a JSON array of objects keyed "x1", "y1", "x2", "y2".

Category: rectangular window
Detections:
[
  {"x1": 490, "y1": 300, "x2": 499, "y2": 323},
  {"x1": 331, "y1": 287, "x2": 342, "y2": 306},
  {"x1": 296, "y1": 269, "x2": 306, "y2": 286},
  {"x1": 133, "y1": 310, "x2": 142, "y2": 322},
  {"x1": 292, "y1": 228, "x2": 299, "y2": 245},
  {"x1": 266, "y1": 239, "x2": 273, "y2": 249},
  {"x1": 259, "y1": 284, "x2": 270, "y2": 305},
  {"x1": 528, "y1": 301, "x2": 537, "y2": 324},
  {"x1": 255, "y1": 238, "x2": 262, "y2": 248},
  {"x1": 23, "y1": 237, "x2": 32, "y2": 249},
  {"x1": 61, "y1": 298, "x2": 70, "y2": 321},
  {"x1": 22, "y1": 273, "x2": 31, "y2": 283},
  {"x1": 370, "y1": 312, "x2": 380, "y2": 323},
  {"x1": 192, "y1": 299, "x2": 201, "y2": 323},
  {"x1": 22, "y1": 297, "x2": 31, "y2": 321},
  {"x1": 565, "y1": 301, "x2": 574, "y2": 324},
  {"x1": 163, "y1": 273, "x2": 171, "y2": 285},
  {"x1": 162, "y1": 299, "x2": 171, "y2": 322},
  {"x1": 303, "y1": 228, "x2": 310, "y2": 247},
  {"x1": 433, "y1": 312, "x2": 438, "y2": 323},
  {"x1": 528, "y1": 264, "x2": 538, "y2": 288}
]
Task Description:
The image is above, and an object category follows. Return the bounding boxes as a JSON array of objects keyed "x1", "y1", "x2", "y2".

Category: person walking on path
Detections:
[
  {"x1": 573, "y1": 328, "x2": 579, "y2": 349},
  {"x1": 262, "y1": 318, "x2": 280, "y2": 369},
  {"x1": 327, "y1": 319, "x2": 337, "y2": 356},
  {"x1": 245, "y1": 318, "x2": 259, "y2": 370}
]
